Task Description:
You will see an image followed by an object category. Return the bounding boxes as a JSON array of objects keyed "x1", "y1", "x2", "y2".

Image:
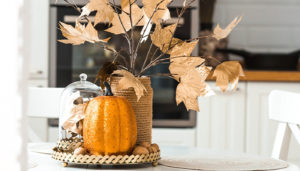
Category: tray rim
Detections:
[{"x1": 52, "y1": 150, "x2": 160, "y2": 166}]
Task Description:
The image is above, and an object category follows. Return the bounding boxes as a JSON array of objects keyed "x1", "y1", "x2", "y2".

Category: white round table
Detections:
[{"x1": 28, "y1": 143, "x2": 300, "y2": 171}]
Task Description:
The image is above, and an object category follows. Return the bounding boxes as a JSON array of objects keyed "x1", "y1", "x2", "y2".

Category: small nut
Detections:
[
  {"x1": 150, "y1": 146, "x2": 158, "y2": 153},
  {"x1": 132, "y1": 146, "x2": 149, "y2": 155},
  {"x1": 74, "y1": 147, "x2": 87, "y2": 155},
  {"x1": 151, "y1": 143, "x2": 160, "y2": 152},
  {"x1": 140, "y1": 142, "x2": 151, "y2": 148},
  {"x1": 147, "y1": 146, "x2": 153, "y2": 153},
  {"x1": 147, "y1": 146, "x2": 157, "y2": 153}
]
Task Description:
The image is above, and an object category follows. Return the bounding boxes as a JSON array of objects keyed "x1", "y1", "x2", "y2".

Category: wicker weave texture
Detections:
[
  {"x1": 52, "y1": 151, "x2": 160, "y2": 165},
  {"x1": 53, "y1": 139, "x2": 160, "y2": 165},
  {"x1": 110, "y1": 77, "x2": 153, "y2": 144},
  {"x1": 56, "y1": 138, "x2": 83, "y2": 151}
]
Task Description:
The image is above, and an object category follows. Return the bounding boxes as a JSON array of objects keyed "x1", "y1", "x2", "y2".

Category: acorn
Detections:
[
  {"x1": 151, "y1": 143, "x2": 160, "y2": 152},
  {"x1": 132, "y1": 146, "x2": 149, "y2": 155}
]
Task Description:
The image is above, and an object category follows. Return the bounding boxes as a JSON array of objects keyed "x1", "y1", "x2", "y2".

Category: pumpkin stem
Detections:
[{"x1": 104, "y1": 81, "x2": 114, "y2": 96}]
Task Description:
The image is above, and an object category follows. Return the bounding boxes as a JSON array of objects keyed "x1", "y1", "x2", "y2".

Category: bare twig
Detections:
[
  {"x1": 139, "y1": 0, "x2": 197, "y2": 75},
  {"x1": 129, "y1": 0, "x2": 135, "y2": 73},
  {"x1": 141, "y1": 42, "x2": 154, "y2": 72},
  {"x1": 140, "y1": 55, "x2": 205, "y2": 75},
  {"x1": 111, "y1": 0, "x2": 132, "y2": 57},
  {"x1": 94, "y1": 43, "x2": 129, "y2": 69},
  {"x1": 132, "y1": 0, "x2": 166, "y2": 73},
  {"x1": 108, "y1": 2, "x2": 130, "y2": 15},
  {"x1": 63, "y1": 0, "x2": 81, "y2": 13},
  {"x1": 62, "y1": 0, "x2": 90, "y2": 22}
]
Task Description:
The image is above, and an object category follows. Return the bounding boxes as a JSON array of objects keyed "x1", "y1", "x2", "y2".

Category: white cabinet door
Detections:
[
  {"x1": 197, "y1": 82, "x2": 246, "y2": 153},
  {"x1": 29, "y1": 0, "x2": 49, "y2": 79},
  {"x1": 28, "y1": 79, "x2": 49, "y2": 142},
  {"x1": 246, "y1": 82, "x2": 300, "y2": 162},
  {"x1": 28, "y1": 79, "x2": 48, "y2": 88}
]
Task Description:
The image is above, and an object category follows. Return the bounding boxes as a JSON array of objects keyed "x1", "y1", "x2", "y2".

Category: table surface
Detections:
[{"x1": 28, "y1": 143, "x2": 300, "y2": 171}]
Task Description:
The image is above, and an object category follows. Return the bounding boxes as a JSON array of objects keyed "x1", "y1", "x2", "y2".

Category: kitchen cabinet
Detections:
[
  {"x1": 28, "y1": 79, "x2": 49, "y2": 142},
  {"x1": 29, "y1": 0, "x2": 49, "y2": 79},
  {"x1": 197, "y1": 81, "x2": 300, "y2": 163},
  {"x1": 197, "y1": 82, "x2": 246, "y2": 153},
  {"x1": 27, "y1": 0, "x2": 50, "y2": 142},
  {"x1": 28, "y1": 79, "x2": 48, "y2": 88},
  {"x1": 246, "y1": 82, "x2": 300, "y2": 162}
]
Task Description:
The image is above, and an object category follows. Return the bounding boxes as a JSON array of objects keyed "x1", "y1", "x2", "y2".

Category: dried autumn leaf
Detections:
[
  {"x1": 62, "y1": 103, "x2": 87, "y2": 135},
  {"x1": 121, "y1": 0, "x2": 133, "y2": 10},
  {"x1": 59, "y1": 21, "x2": 110, "y2": 45},
  {"x1": 105, "y1": 3, "x2": 145, "y2": 34},
  {"x1": 213, "y1": 61, "x2": 244, "y2": 92},
  {"x1": 169, "y1": 40, "x2": 199, "y2": 58},
  {"x1": 80, "y1": 0, "x2": 114, "y2": 25},
  {"x1": 169, "y1": 56, "x2": 205, "y2": 81},
  {"x1": 142, "y1": 0, "x2": 172, "y2": 24},
  {"x1": 112, "y1": 70, "x2": 147, "y2": 101},
  {"x1": 213, "y1": 16, "x2": 242, "y2": 40},
  {"x1": 176, "y1": 66, "x2": 212, "y2": 111},
  {"x1": 151, "y1": 24, "x2": 182, "y2": 53}
]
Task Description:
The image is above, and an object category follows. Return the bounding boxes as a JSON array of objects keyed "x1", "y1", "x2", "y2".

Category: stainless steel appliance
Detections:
[{"x1": 49, "y1": 0, "x2": 199, "y2": 128}]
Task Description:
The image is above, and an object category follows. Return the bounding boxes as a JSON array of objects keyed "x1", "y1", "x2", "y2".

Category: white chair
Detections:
[
  {"x1": 269, "y1": 90, "x2": 300, "y2": 161},
  {"x1": 27, "y1": 87, "x2": 64, "y2": 142}
]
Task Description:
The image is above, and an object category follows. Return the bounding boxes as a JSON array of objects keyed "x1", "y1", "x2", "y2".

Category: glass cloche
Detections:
[{"x1": 58, "y1": 73, "x2": 103, "y2": 140}]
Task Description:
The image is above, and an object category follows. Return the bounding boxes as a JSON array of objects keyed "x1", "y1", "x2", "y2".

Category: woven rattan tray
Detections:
[{"x1": 52, "y1": 138, "x2": 160, "y2": 167}]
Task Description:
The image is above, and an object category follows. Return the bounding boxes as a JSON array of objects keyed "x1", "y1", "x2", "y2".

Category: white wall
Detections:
[
  {"x1": 214, "y1": 0, "x2": 300, "y2": 53},
  {"x1": 0, "y1": 0, "x2": 29, "y2": 170}
]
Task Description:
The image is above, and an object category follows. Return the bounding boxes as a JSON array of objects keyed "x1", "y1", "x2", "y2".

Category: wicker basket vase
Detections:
[{"x1": 110, "y1": 76, "x2": 153, "y2": 144}]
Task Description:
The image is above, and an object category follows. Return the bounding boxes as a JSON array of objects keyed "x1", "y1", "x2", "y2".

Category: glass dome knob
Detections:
[{"x1": 80, "y1": 73, "x2": 87, "y2": 82}]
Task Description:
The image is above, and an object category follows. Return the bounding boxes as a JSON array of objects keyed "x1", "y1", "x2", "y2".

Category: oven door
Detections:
[{"x1": 50, "y1": 5, "x2": 197, "y2": 128}]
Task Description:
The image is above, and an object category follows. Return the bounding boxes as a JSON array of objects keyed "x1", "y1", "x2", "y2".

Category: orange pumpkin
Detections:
[{"x1": 83, "y1": 82, "x2": 137, "y2": 155}]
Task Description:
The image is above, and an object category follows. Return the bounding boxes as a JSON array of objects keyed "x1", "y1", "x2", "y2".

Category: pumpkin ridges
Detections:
[
  {"x1": 83, "y1": 96, "x2": 137, "y2": 155},
  {"x1": 118, "y1": 97, "x2": 132, "y2": 154},
  {"x1": 83, "y1": 97, "x2": 105, "y2": 155},
  {"x1": 103, "y1": 98, "x2": 120, "y2": 155},
  {"x1": 125, "y1": 98, "x2": 137, "y2": 150}
]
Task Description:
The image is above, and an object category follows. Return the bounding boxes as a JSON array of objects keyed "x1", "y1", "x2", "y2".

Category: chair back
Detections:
[
  {"x1": 269, "y1": 90, "x2": 300, "y2": 124},
  {"x1": 269, "y1": 90, "x2": 300, "y2": 160}
]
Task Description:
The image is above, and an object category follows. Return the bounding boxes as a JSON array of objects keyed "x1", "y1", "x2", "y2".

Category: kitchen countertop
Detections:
[{"x1": 207, "y1": 70, "x2": 300, "y2": 82}]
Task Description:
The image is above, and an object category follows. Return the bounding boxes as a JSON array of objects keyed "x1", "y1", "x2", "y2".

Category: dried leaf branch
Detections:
[
  {"x1": 139, "y1": 0, "x2": 196, "y2": 75},
  {"x1": 58, "y1": 0, "x2": 244, "y2": 112},
  {"x1": 132, "y1": 0, "x2": 166, "y2": 73}
]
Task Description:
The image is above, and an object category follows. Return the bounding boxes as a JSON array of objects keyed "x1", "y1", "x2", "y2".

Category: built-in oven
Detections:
[{"x1": 49, "y1": 0, "x2": 199, "y2": 128}]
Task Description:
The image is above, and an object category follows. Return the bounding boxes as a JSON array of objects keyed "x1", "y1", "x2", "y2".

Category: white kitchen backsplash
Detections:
[{"x1": 214, "y1": 0, "x2": 300, "y2": 53}]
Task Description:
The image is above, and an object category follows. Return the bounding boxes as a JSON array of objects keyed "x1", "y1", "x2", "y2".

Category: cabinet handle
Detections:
[{"x1": 37, "y1": 70, "x2": 43, "y2": 74}]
